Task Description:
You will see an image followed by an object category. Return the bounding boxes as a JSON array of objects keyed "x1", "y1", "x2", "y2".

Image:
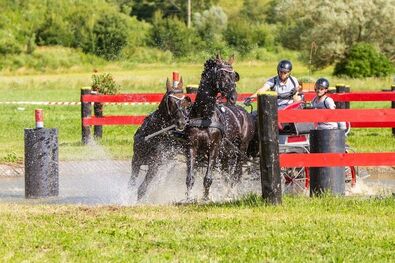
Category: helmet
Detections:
[
  {"x1": 315, "y1": 78, "x2": 330, "y2": 89},
  {"x1": 277, "y1": 60, "x2": 292, "y2": 74}
]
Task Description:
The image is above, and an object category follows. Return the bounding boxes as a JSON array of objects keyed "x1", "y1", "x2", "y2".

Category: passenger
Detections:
[
  {"x1": 311, "y1": 78, "x2": 346, "y2": 130},
  {"x1": 244, "y1": 59, "x2": 302, "y2": 109}
]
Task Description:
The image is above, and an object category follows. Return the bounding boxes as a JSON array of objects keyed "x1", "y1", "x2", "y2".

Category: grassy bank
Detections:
[
  {"x1": 0, "y1": 195, "x2": 393, "y2": 261},
  {"x1": 0, "y1": 62, "x2": 394, "y2": 163}
]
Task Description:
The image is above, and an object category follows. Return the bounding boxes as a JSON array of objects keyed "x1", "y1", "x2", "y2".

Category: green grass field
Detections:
[
  {"x1": 0, "y1": 62, "x2": 394, "y2": 262},
  {"x1": 0, "y1": 195, "x2": 393, "y2": 262},
  {"x1": 0, "y1": 61, "x2": 394, "y2": 163}
]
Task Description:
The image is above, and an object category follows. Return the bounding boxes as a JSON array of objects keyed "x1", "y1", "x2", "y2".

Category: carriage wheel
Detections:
[
  {"x1": 345, "y1": 166, "x2": 357, "y2": 187},
  {"x1": 345, "y1": 148, "x2": 358, "y2": 188},
  {"x1": 281, "y1": 167, "x2": 309, "y2": 195}
]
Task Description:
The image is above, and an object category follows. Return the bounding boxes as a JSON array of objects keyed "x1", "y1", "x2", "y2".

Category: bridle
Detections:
[
  {"x1": 165, "y1": 89, "x2": 189, "y2": 124},
  {"x1": 213, "y1": 63, "x2": 236, "y2": 96}
]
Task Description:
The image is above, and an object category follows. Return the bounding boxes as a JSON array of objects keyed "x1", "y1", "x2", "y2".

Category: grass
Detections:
[
  {"x1": 0, "y1": 195, "x2": 393, "y2": 261},
  {"x1": 0, "y1": 61, "x2": 394, "y2": 162}
]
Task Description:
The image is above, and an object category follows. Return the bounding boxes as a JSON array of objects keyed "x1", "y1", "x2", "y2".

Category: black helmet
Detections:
[
  {"x1": 277, "y1": 60, "x2": 292, "y2": 73},
  {"x1": 315, "y1": 78, "x2": 330, "y2": 89}
]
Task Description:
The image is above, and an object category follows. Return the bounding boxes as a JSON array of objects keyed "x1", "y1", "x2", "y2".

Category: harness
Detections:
[{"x1": 270, "y1": 76, "x2": 297, "y2": 91}]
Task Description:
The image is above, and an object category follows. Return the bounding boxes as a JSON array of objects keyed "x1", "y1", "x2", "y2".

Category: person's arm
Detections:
[
  {"x1": 250, "y1": 82, "x2": 270, "y2": 98},
  {"x1": 325, "y1": 97, "x2": 336, "y2": 109},
  {"x1": 292, "y1": 77, "x2": 302, "y2": 102},
  {"x1": 250, "y1": 78, "x2": 274, "y2": 98}
]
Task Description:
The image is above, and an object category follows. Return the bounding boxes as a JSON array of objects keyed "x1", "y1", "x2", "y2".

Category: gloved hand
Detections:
[
  {"x1": 278, "y1": 89, "x2": 297, "y2": 100},
  {"x1": 243, "y1": 97, "x2": 253, "y2": 106}
]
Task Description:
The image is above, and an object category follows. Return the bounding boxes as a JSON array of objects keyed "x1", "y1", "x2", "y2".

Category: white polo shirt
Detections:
[{"x1": 263, "y1": 75, "x2": 299, "y2": 109}]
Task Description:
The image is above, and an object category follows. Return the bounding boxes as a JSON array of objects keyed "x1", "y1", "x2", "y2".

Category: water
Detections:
[{"x1": 0, "y1": 144, "x2": 394, "y2": 205}]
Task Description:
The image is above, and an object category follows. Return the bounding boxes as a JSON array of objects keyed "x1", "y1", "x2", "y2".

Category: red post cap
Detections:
[
  {"x1": 172, "y1": 71, "x2": 180, "y2": 88},
  {"x1": 35, "y1": 109, "x2": 44, "y2": 128}
]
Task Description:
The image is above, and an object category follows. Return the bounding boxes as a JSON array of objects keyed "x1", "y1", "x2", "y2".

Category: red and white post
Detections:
[
  {"x1": 35, "y1": 109, "x2": 44, "y2": 128},
  {"x1": 172, "y1": 71, "x2": 180, "y2": 88}
]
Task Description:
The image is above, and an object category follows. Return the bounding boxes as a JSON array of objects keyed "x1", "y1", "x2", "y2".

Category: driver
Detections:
[{"x1": 244, "y1": 59, "x2": 302, "y2": 109}]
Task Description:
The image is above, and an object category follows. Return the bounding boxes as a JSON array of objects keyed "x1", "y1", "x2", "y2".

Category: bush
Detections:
[
  {"x1": 0, "y1": 30, "x2": 23, "y2": 55},
  {"x1": 93, "y1": 13, "x2": 129, "y2": 60},
  {"x1": 334, "y1": 43, "x2": 393, "y2": 78},
  {"x1": 150, "y1": 12, "x2": 198, "y2": 57},
  {"x1": 223, "y1": 19, "x2": 256, "y2": 55},
  {"x1": 193, "y1": 6, "x2": 228, "y2": 42},
  {"x1": 91, "y1": 73, "x2": 120, "y2": 95}
]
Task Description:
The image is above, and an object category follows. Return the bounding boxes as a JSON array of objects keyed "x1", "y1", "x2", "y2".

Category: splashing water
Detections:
[{"x1": 0, "y1": 142, "x2": 394, "y2": 205}]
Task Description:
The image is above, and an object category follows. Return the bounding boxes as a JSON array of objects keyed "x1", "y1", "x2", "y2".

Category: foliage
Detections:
[
  {"x1": 240, "y1": 0, "x2": 272, "y2": 23},
  {"x1": 193, "y1": 6, "x2": 228, "y2": 42},
  {"x1": 120, "y1": 46, "x2": 173, "y2": 63},
  {"x1": 223, "y1": 19, "x2": 256, "y2": 55},
  {"x1": 149, "y1": 12, "x2": 198, "y2": 57},
  {"x1": 131, "y1": 0, "x2": 219, "y2": 23},
  {"x1": 35, "y1": 2, "x2": 74, "y2": 47},
  {"x1": 272, "y1": 0, "x2": 395, "y2": 69},
  {"x1": 92, "y1": 13, "x2": 129, "y2": 60},
  {"x1": 0, "y1": 46, "x2": 106, "y2": 72},
  {"x1": 91, "y1": 73, "x2": 120, "y2": 95},
  {"x1": 334, "y1": 43, "x2": 393, "y2": 78},
  {"x1": 0, "y1": 29, "x2": 23, "y2": 55}
]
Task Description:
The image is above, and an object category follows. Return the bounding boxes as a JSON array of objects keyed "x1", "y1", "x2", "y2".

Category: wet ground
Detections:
[{"x1": 0, "y1": 160, "x2": 394, "y2": 205}]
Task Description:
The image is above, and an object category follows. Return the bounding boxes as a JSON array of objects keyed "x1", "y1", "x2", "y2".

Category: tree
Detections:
[
  {"x1": 131, "y1": 0, "x2": 219, "y2": 23},
  {"x1": 240, "y1": 0, "x2": 271, "y2": 24},
  {"x1": 223, "y1": 19, "x2": 255, "y2": 55},
  {"x1": 93, "y1": 13, "x2": 129, "y2": 60},
  {"x1": 271, "y1": 0, "x2": 395, "y2": 69},
  {"x1": 193, "y1": 6, "x2": 227, "y2": 42},
  {"x1": 334, "y1": 43, "x2": 393, "y2": 78},
  {"x1": 150, "y1": 12, "x2": 197, "y2": 57}
]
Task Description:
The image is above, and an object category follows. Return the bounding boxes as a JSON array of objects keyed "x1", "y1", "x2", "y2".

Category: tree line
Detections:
[{"x1": 0, "y1": 0, "x2": 393, "y2": 77}]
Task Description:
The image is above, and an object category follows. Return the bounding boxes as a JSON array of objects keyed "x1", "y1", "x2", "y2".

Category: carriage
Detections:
[{"x1": 265, "y1": 100, "x2": 359, "y2": 194}]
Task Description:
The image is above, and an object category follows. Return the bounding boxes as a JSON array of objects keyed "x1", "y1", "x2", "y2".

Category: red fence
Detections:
[
  {"x1": 81, "y1": 87, "x2": 395, "y2": 169},
  {"x1": 81, "y1": 90, "x2": 395, "y2": 126}
]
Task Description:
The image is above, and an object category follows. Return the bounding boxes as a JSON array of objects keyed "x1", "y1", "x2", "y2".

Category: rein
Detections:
[{"x1": 144, "y1": 89, "x2": 188, "y2": 141}]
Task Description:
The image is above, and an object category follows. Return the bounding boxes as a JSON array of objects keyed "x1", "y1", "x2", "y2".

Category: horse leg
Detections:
[
  {"x1": 231, "y1": 153, "x2": 242, "y2": 187},
  {"x1": 128, "y1": 156, "x2": 140, "y2": 188},
  {"x1": 137, "y1": 163, "x2": 159, "y2": 200},
  {"x1": 203, "y1": 145, "x2": 219, "y2": 200},
  {"x1": 186, "y1": 147, "x2": 197, "y2": 200}
]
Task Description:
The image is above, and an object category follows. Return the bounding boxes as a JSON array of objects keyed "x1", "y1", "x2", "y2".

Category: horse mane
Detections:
[{"x1": 190, "y1": 58, "x2": 222, "y2": 118}]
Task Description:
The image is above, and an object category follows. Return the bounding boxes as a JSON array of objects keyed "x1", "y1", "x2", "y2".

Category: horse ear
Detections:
[
  {"x1": 166, "y1": 78, "x2": 172, "y2": 91},
  {"x1": 177, "y1": 77, "x2": 183, "y2": 90},
  {"x1": 228, "y1": 54, "x2": 235, "y2": 65},
  {"x1": 216, "y1": 53, "x2": 222, "y2": 61}
]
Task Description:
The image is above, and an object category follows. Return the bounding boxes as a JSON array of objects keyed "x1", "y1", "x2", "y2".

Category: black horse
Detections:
[
  {"x1": 185, "y1": 55, "x2": 255, "y2": 200},
  {"x1": 129, "y1": 77, "x2": 191, "y2": 199}
]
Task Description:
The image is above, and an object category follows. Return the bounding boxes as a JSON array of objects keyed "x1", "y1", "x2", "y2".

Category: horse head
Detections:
[
  {"x1": 164, "y1": 77, "x2": 191, "y2": 131},
  {"x1": 203, "y1": 54, "x2": 239, "y2": 102}
]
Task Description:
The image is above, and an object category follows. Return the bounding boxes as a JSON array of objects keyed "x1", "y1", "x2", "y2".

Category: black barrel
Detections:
[
  {"x1": 257, "y1": 92, "x2": 282, "y2": 205},
  {"x1": 24, "y1": 128, "x2": 59, "y2": 198},
  {"x1": 309, "y1": 129, "x2": 345, "y2": 196}
]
